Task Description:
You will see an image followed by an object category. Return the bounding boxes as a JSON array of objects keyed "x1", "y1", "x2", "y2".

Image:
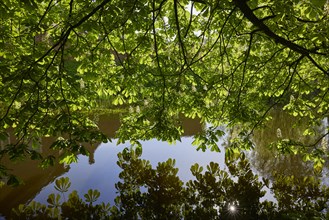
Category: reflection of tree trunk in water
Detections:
[
  {"x1": 250, "y1": 108, "x2": 320, "y2": 180},
  {"x1": 327, "y1": 117, "x2": 329, "y2": 151},
  {"x1": 89, "y1": 150, "x2": 95, "y2": 165}
]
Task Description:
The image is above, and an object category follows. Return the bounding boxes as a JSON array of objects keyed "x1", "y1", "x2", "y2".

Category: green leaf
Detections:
[
  {"x1": 40, "y1": 155, "x2": 55, "y2": 168},
  {"x1": 7, "y1": 175, "x2": 21, "y2": 186},
  {"x1": 310, "y1": 0, "x2": 327, "y2": 8},
  {"x1": 30, "y1": 151, "x2": 42, "y2": 160},
  {"x1": 54, "y1": 177, "x2": 71, "y2": 193},
  {"x1": 47, "y1": 193, "x2": 61, "y2": 208},
  {"x1": 84, "y1": 189, "x2": 100, "y2": 204},
  {"x1": 59, "y1": 153, "x2": 78, "y2": 164}
]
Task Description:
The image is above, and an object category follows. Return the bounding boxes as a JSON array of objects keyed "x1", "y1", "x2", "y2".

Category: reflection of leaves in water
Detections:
[
  {"x1": 251, "y1": 109, "x2": 326, "y2": 180},
  {"x1": 54, "y1": 177, "x2": 71, "y2": 194},
  {"x1": 112, "y1": 148, "x2": 329, "y2": 219},
  {"x1": 84, "y1": 189, "x2": 101, "y2": 204},
  {"x1": 115, "y1": 148, "x2": 185, "y2": 219},
  {"x1": 47, "y1": 193, "x2": 61, "y2": 208},
  {"x1": 272, "y1": 174, "x2": 329, "y2": 215},
  {"x1": 11, "y1": 148, "x2": 329, "y2": 219}
]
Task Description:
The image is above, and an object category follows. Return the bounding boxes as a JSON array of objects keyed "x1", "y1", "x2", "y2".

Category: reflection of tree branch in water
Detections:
[{"x1": 250, "y1": 109, "x2": 326, "y2": 179}]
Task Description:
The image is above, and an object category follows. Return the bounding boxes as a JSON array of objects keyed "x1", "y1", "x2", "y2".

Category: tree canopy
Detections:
[{"x1": 1, "y1": 0, "x2": 329, "y2": 178}]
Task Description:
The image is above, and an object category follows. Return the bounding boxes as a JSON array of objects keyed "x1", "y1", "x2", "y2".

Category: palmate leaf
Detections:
[
  {"x1": 190, "y1": 163, "x2": 203, "y2": 175},
  {"x1": 30, "y1": 150, "x2": 43, "y2": 160},
  {"x1": 54, "y1": 177, "x2": 71, "y2": 193},
  {"x1": 84, "y1": 189, "x2": 100, "y2": 204},
  {"x1": 40, "y1": 155, "x2": 56, "y2": 168},
  {"x1": 7, "y1": 175, "x2": 21, "y2": 187},
  {"x1": 47, "y1": 193, "x2": 61, "y2": 208},
  {"x1": 59, "y1": 153, "x2": 78, "y2": 164},
  {"x1": 100, "y1": 202, "x2": 111, "y2": 213}
]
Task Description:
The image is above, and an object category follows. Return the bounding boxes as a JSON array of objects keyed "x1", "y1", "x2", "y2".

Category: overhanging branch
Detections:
[{"x1": 233, "y1": 0, "x2": 329, "y2": 77}]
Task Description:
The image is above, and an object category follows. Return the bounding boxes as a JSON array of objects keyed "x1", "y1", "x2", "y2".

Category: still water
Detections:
[
  {"x1": 1, "y1": 116, "x2": 225, "y2": 218},
  {"x1": 33, "y1": 138, "x2": 227, "y2": 207},
  {"x1": 0, "y1": 111, "x2": 328, "y2": 218}
]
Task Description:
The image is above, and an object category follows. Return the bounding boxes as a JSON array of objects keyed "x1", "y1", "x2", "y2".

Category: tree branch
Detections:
[
  {"x1": 174, "y1": 0, "x2": 188, "y2": 65},
  {"x1": 233, "y1": 0, "x2": 329, "y2": 77}
]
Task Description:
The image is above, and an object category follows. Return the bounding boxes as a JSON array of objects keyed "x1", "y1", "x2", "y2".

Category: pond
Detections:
[{"x1": 0, "y1": 110, "x2": 328, "y2": 219}]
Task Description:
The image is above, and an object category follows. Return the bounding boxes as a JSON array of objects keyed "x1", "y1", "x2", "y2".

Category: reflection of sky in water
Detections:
[
  {"x1": 33, "y1": 115, "x2": 327, "y2": 206},
  {"x1": 33, "y1": 137, "x2": 227, "y2": 205}
]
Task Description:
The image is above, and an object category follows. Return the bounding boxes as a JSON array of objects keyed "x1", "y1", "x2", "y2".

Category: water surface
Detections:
[{"x1": 1, "y1": 111, "x2": 328, "y2": 218}]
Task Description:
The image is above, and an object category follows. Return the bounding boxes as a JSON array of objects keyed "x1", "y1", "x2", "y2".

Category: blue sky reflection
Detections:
[{"x1": 33, "y1": 137, "x2": 225, "y2": 205}]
